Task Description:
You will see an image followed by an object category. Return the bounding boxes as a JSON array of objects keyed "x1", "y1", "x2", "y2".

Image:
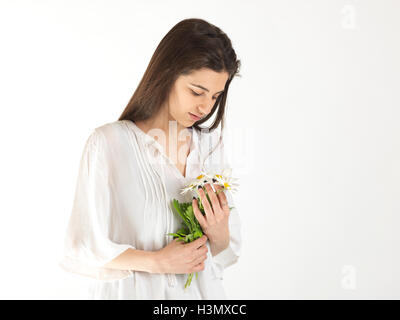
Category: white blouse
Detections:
[{"x1": 59, "y1": 119, "x2": 242, "y2": 299}]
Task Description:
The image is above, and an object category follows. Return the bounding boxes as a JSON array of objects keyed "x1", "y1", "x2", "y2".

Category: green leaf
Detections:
[
  {"x1": 184, "y1": 206, "x2": 196, "y2": 233},
  {"x1": 171, "y1": 199, "x2": 190, "y2": 228},
  {"x1": 185, "y1": 234, "x2": 194, "y2": 242},
  {"x1": 193, "y1": 229, "x2": 203, "y2": 239},
  {"x1": 167, "y1": 232, "x2": 179, "y2": 237},
  {"x1": 198, "y1": 197, "x2": 204, "y2": 211},
  {"x1": 176, "y1": 225, "x2": 189, "y2": 235}
]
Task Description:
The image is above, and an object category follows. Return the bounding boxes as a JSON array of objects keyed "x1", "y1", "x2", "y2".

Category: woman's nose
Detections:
[{"x1": 198, "y1": 101, "x2": 214, "y2": 117}]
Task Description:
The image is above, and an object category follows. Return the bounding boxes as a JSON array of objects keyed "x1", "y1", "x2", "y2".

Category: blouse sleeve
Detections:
[
  {"x1": 58, "y1": 129, "x2": 136, "y2": 281},
  {"x1": 204, "y1": 133, "x2": 243, "y2": 280}
]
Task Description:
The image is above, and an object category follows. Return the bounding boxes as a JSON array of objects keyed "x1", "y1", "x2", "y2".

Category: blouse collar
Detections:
[{"x1": 124, "y1": 120, "x2": 200, "y2": 154}]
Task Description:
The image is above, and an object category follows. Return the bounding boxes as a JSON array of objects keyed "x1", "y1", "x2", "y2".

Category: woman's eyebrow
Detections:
[{"x1": 189, "y1": 83, "x2": 224, "y2": 94}]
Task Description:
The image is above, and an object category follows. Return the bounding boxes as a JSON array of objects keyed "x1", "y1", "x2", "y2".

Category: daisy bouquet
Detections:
[{"x1": 167, "y1": 168, "x2": 239, "y2": 289}]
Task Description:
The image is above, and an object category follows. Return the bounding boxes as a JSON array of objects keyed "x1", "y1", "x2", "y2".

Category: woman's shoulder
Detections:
[
  {"x1": 93, "y1": 119, "x2": 130, "y2": 135},
  {"x1": 81, "y1": 120, "x2": 135, "y2": 157},
  {"x1": 90, "y1": 120, "x2": 134, "y2": 143}
]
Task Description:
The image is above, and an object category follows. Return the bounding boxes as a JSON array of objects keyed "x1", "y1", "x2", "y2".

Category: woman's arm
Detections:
[
  {"x1": 103, "y1": 236, "x2": 209, "y2": 275},
  {"x1": 103, "y1": 248, "x2": 159, "y2": 273}
]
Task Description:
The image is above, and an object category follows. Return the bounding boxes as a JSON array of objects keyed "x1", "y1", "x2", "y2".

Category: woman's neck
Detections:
[{"x1": 134, "y1": 110, "x2": 192, "y2": 157}]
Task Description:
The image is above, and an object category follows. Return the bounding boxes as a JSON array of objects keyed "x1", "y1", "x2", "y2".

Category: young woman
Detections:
[{"x1": 59, "y1": 18, "x2": 242, "y2": 299}]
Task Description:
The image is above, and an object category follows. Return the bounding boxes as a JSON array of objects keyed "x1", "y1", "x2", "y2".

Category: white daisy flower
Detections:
[
  {"x1": 180, "y1": 168, "x2": 239, "y2": 194},
  {"x1": 180, "y1": 171, "x2": 209, "y2": 194},
  {"x1": 213, "y1": 167, "x2": 239, "y2": 193}
]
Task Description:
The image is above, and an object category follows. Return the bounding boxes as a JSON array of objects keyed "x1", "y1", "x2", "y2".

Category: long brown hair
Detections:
[{"x1": 118, "y1": 18, "x2": 241, "y2": 164}]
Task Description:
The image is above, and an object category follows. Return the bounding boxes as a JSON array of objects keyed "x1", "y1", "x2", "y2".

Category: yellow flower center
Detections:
[{"x1": 196, "y1": 174, "x2": 204, "y2": 180}]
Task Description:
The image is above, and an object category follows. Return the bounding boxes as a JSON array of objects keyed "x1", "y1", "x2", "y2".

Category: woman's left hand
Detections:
[{"x1": 193, "y1": 183, "x2": 230, "y2": 256}]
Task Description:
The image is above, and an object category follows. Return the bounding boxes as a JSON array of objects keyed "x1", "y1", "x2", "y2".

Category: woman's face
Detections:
[{"x1": 167, "y1": 67, "x2": 229, "y2": 128}]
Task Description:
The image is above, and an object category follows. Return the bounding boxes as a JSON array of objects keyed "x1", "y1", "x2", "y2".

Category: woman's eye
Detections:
[
  {"x1": 191, "y1": 90, "x2": 201, "y2": 96},
  {"x1": 191, "y1": 89, "x2": 218, "y2": 100}
]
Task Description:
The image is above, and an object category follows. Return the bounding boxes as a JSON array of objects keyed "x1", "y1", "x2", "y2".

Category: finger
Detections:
[
  {"x1": 193, "y1": 197, "x2": 207, "y2": 228},
  {"x1": 214, "y1": 184, "x2": 230, "y2": 214},
  {"x1": 188, "y1": 234, "x2": 208, "y2": 250},
  {"x1": 198, "y1": 186, "x2": 216, "y2": 223},
  {"x1": 191, "y1": 261, "x2": 205, "y2": 273},
  {"x1": 204, "y1": 183, "x2": 222, "y2": 213},
  {"x1": 190, "y1": 252, "x2": 207, "y2": 265},
  {"x1": 195, "y1": 242, "x2": 209, "y2": 254},
  {"x1": 190, "y1": 246, "x2": 208, "y2": 263}
]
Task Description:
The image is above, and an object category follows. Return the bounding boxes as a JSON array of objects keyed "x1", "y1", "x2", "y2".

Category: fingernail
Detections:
[
  {"x1": 197, "y1": 185, "x2": 202, "y2": 189},
  {"x1": 193, "y1": 196, "x2": 196, "y2": 200}
]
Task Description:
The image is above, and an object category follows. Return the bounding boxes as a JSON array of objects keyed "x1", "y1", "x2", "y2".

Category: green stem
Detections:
[{"x1": 185, "y1": 273, "x2": 194, "y2": 289}]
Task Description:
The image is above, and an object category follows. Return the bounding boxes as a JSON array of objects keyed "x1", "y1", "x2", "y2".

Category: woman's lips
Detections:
[{"x1": 189, "y1": 112, "x2": 201, "y2": 121}]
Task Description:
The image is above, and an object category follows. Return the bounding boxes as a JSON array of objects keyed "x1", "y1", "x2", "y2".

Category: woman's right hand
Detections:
[{"x1": 154, "y1": 235, "x2": 209, "y2": 274}]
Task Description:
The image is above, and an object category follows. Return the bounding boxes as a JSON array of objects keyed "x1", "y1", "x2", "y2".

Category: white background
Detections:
[{"x1": 0, "y1": 0, "x2": 399, "y2": 299}]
